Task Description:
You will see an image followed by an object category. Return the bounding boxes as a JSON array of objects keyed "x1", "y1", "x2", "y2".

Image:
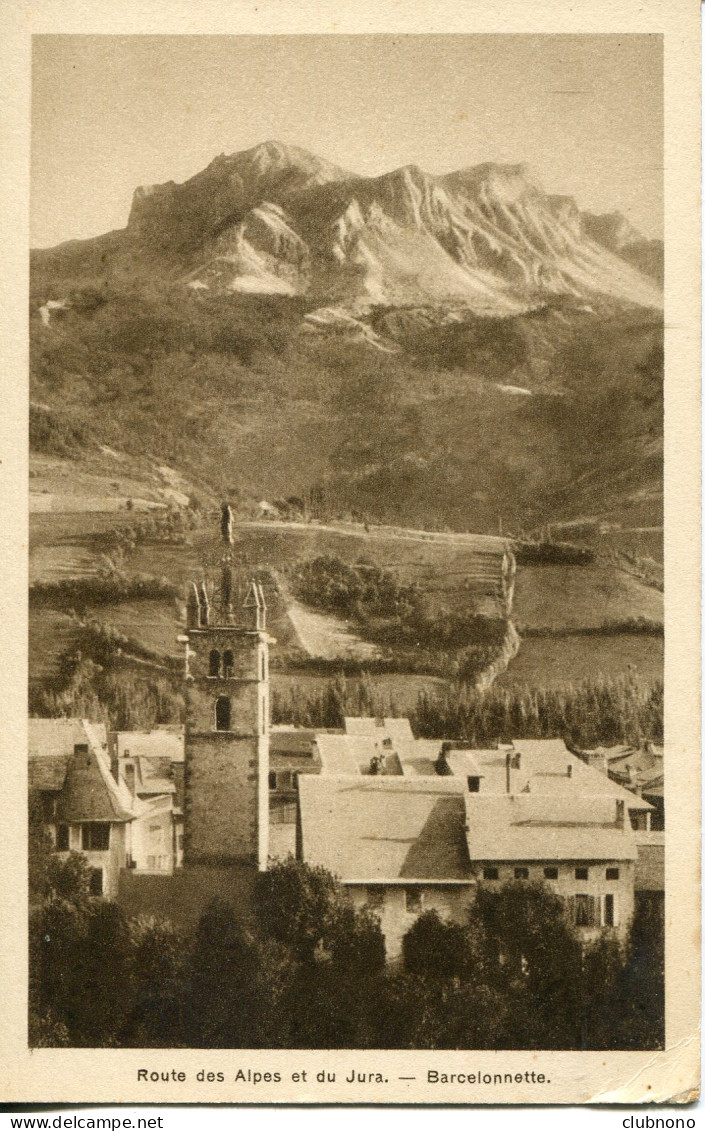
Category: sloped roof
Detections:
[
  {"x1": 29, "y1": 718, "x2": 109, "y2": 793},
  {"x1": 315, "y1": 733, "x2": 406, "y2": 777},
  {"x1": 29, "y1": 717, "x2": 107, "y2": 759},
  {"x1": 315, "y1": 734, "x2": 363, "y2": 776},
  {"x1": 29, "y1": 754, "x2": 70, "y2": 792},
  {"x1": 58, "y1": 742, "x2": 141, "y2": 824},
  {"x1": 132, "y1": 756, "x2": 176, "y2": 795},
  {"x1": 298, "y1": 775, "x2": 471, "y2": 882},
  {"x1": 606, "y1": 745, "x2": 664, "y2": 798},
  {"x1": 472, "y1": 739, "x2": 653, "y2": 809},
  {"x1": 344, "y1": 717, "x2": 414, "y2": 741},
  {"x1": 464, "y1": 794, "x2": 638, "y2": 863},
  {"x1": 114, "y1": 727, "x2": 185, "y2": 763}
]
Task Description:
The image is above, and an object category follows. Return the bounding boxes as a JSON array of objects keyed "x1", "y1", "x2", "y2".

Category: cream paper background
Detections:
[{"x1": 0, "y1": 0, "x2": 699, "y2": 1106}]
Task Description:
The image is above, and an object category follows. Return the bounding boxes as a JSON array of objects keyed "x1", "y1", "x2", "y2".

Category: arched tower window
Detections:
[
  {"x1": 209, "y1": 650, "x2": 221, "y2": 678},
  {"x1": 215, "y1": 697, "x2": 231, "y2": 731},
  {"x1": 223, "y1": 650, "x2": 234, "y2": 679}
]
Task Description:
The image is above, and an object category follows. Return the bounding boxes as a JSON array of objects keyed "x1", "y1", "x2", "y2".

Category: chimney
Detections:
[
  {"x1": 435, "y1": 742, "x2": 453, "y2": 777},
  {"x1": 616, "y1": 800, "x2": 625, "y2": 828},
  {"x1": 567, "y1": 764, "x2": 573, "y2": 778},
  {"x1": 124, "y1": 763, "x2": 136, "y2": 797}
]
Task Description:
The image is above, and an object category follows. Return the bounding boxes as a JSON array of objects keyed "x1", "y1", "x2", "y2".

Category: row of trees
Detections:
[
  {"x1": 30, "y1": 654, "x2": 663, "y2": 749},
  {"x1": 270, "y1": 673, "x2": 663, "y2": 749},
  {"x1": 31, "y1": 855, "x2": 663, "y2": 1051}
]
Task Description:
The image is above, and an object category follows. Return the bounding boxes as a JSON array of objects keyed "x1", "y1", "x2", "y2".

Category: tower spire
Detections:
[{"x1": 220, "y1": 502, "x2": 235, "y2": 620}]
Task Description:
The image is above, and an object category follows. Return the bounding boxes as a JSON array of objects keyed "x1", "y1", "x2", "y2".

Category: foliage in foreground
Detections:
[{"x1": 30, "y1": 857, "x2": 663, "y2": 1051}]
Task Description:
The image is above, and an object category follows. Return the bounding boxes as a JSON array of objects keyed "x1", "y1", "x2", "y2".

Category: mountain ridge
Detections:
[{"x1": 33, "y1": 141, "x2": 663, "y2": 315}]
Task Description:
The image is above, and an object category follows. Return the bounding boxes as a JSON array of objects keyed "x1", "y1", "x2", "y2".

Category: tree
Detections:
[
  {"x1": 182, "y1": 899, "x2": 287, "y2": 1048},
  {"x1": 470, "y1": 880, "x2": 583, "y2": 1048},
  {"x1": 255, "y1": 858, "x2": 349, "y2": 964},
  {"x1": 121, "y1": 915, "x2": 188, "y2": 1047},
  {"x1": 45, "y1": 852, "x2": 91, "y2": 904},
  {"x1": 402, "y1": 910, "x2": 472, "y2": 979}
]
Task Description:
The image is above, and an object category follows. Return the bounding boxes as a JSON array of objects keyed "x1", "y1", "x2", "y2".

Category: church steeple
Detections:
[{"x1": 181, "y1": 510, "x2": 271, "y2": 870}]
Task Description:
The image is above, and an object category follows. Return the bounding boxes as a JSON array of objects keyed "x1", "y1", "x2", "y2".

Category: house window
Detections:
[
  {"x1": 82, "y1": 823, "x2": 110, "y2": 851},
  {"x1": 42, "y1": 794, "x2": 57, "y2": 822},
  {"x1": 366, "y1": 888, "x2": 385, "y2": 910},
  {"x1": 514, "y1": 867, "x2": 529, "y2": 880},
  {"x1": 575, "y1": 867, "x2": 589, "y2": 881},
  {"x1": 604, "y1": 894, "x2": 617, "y2": 927},
  {"x1": 223, "y1": 650, "x2": 234, "y2": 679},
  {"x1": 89, "y1": 868, "x2": 104, "y2": 897},
  {"x1": 483, "y1": 867, "x2": 499, "y2": 881},
  {"x1": 208, "y1": 649, "x2": 221, "y2": 677},
  {"x1": 56, "y1": 824, "x2": 69, "y2": 852},
  {"x1": 278, "y1": 771, "x2": 293, "y2": 792},
  {"x1": 606, "y1": 867, "x2": 620, "y2": 881},
  {"x1": 574, "y1": 894, "x2": 597, "y2": 927},
  {"x1": 268, "y1": 771, "x2": 277, "y2": 790},
  {"x1": 544, "y1": 867, "x2": 558, "y2": 880},
  {"x1": 467, "y1": 776, "x2": 480, "y2": 793},
  {"x1": 405, "y1": 888, "x2": 422, "y2": 914},
  {"x1": 215, "y1": 697, "x2": 231, "y2": 731},
  {"x1": 270, "y1": 801, "x2": 297, "y2": 825}
]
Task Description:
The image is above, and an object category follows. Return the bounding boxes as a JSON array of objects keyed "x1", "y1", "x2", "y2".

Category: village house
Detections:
[
  {"x1": 297, "y1": 730, "x2": 646, "y2": 956},
  {"x1": 29, "y1": 718, "x2": 185, "y2": 897},
  {"x1": 28, "y1": 515, "x2": 663, "y2": 957}
]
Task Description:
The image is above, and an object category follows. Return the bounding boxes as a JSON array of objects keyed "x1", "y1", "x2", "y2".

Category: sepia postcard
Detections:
[{"x1": 0, "y1": 0, "x2": 700, "y2": 1108}]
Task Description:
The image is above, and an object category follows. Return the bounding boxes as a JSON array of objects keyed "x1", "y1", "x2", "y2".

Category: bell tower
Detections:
[{"x1": 182, "y1": 506, "x2": 270, "y2": 869}]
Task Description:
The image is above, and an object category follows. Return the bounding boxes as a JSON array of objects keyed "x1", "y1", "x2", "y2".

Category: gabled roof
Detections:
[
  {"x1": 298, "y1": 775, "x2": 471, "y2": 883},
  {"x1": 315, "y1": 733, "x2": 404, "y2": 776},
  {"x1": 132, "y1": 756, "x2": 176, "y2": 795},
  {"x1": 29, "y1": 719, "x2": 109, "y2": 793},
  {"x1": 29, "y1": 717, "x2": 107, "y2": 759},
  {"x1": 464, "y1": 794, "x2": 638, "y2": 863},
  {"x1": 113, "y1": 727, "x2": 185, "y2": 763},
  {"x1": 344, "y1": 717, "x2": 414, "y2": 741},
  {"x1": 474, "y1": 739, "x2": 653, "y2": 809}
]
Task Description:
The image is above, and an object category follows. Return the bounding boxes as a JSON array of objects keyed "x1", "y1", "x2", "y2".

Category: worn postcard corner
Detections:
[{"x1": 0, "y1": 0, "x2": 700, "y2": 1109}]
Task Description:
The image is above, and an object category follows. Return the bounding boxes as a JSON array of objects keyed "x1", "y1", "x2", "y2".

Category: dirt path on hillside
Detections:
[
  {"x1": 286, "y1": 597, "x2": 382, "y2": 660},
  {"x1": 240, "y1": 519, "x2": 508, "y2": 553}
]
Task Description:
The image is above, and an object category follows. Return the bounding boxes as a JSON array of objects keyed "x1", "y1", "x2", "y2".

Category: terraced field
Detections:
[
  {"x1": 28, "y1": 493, "x2": 664, "y2": 695},
  {"x1": 497, "y1": 633, "x2": 663, "y2": 690}
]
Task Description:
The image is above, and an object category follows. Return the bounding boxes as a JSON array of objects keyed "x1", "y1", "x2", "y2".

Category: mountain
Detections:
[
  {"x1": 583, "y1": 211, "x2": 663, "y2": 287},
  {"x1": 33, "y1": 141, "x2": 662, "y2": 315},
  {"x1": 29, "y1": 142, "x2": 663, "y2": 551}
]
